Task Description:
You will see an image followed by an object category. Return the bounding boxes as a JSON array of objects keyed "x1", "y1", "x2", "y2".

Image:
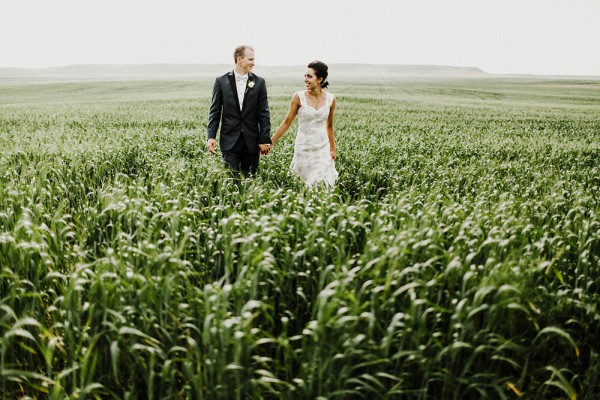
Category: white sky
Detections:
[{"x1": 2, "y1": 0, "x2": 599, "y2": 76}]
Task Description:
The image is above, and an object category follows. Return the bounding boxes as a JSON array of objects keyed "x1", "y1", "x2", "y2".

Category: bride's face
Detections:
[{"x1": 304, "y1": 68, "x2": 322, "y2": 90}]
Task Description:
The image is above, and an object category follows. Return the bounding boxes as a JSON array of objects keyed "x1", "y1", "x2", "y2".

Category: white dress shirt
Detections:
[{"x1": 234, "y1": 72, "x2": 248, "y2": 111}]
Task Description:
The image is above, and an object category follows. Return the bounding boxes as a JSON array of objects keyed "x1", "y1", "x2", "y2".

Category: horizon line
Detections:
[{"x1": 1, "y1": 63, "x2": 599, "y2": 79}]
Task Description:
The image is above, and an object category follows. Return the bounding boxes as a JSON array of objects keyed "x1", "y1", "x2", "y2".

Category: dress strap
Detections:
[
  {"x1": 296, "y1": 91, "x2": 306, "y2": 106},
  {"x1": 325, "y1": 92, "x2": 334, "y2": 107}
]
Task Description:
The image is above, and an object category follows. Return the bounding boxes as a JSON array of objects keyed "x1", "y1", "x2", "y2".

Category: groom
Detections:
[{"x1": 207, "y1": 45, "x2": 272, "y2": 174}]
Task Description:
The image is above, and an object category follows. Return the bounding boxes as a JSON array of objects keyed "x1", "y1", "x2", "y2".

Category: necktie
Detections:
[{"x1": 237, "y1": 74, "x2": 248, "y2": 83}]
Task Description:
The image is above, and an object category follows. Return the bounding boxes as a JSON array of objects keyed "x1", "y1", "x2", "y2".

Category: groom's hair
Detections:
[{"x1": 234, "y1": 45, "x2": 254, "y2": 63}]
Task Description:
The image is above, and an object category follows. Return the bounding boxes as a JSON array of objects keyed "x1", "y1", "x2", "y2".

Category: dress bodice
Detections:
[{"x1": 296, "y1": 91, "x2": 334, "y2": 136}]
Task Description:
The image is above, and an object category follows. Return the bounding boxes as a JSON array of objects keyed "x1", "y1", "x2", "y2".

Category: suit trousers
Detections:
[{"x1": 221, "y1": 132, "x2": 259, "y2": 175}]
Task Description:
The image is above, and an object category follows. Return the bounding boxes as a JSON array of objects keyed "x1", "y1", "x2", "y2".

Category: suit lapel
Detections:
[
  {"x1": 227, "y1": 72, "x2": 241, "y2": 113},
  {"x1": 242, "y1": 72, "x2": 256, "y2": 110},
  {"x1": 241, "y1": 73, "x2": 255, "y2": 112}
]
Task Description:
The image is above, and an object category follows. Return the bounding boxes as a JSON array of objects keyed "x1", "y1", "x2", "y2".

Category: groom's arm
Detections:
[
  {"x1": 257, "y1": 78, "x2": 271, "y2": 145},
  {"x1": 207, "y1": 78, "x2": 223, "y2": 141}
]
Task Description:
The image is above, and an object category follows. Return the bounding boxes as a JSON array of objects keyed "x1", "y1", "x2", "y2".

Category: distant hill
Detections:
[
  {"x1": 0, "y1": 63, "x2": 491, "y2": 83},
  {"x1": 329, "y1": 64, "x2": 488, "y2": 78}
]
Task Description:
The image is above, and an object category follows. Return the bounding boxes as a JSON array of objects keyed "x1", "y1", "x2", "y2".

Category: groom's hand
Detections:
[
  {"x1": 259, "y1": 144, "x2": 271, "y2": 155},
  {"x1": 207, "y1": 139, "x2": 217, "y2": 155}
]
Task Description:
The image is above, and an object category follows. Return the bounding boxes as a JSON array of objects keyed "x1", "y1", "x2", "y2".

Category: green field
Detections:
[{"x1": 1, "y1": 76, "x2": 599, "y2": 399}]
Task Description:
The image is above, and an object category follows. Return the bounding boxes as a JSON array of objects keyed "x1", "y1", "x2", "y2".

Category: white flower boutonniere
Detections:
[{"x1": 245, "y1": 79, "x2": 255, "y2": 94}]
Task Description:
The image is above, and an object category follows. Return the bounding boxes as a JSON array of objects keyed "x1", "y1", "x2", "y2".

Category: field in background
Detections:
[{"x1": 1, "y1": 75, "x2": 599, "y2": 399}]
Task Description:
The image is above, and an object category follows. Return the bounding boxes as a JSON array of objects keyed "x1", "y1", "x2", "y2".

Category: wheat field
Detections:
[{"x1": 1, "y1": 76, "x2": 599, "y2": 399}]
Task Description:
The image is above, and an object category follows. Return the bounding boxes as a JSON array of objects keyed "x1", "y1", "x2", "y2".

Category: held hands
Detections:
[{"x1": 259, "y1": 143, "x2": 272, "y2": 155}]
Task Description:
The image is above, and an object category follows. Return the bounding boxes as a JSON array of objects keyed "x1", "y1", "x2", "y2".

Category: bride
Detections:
[{"x1": 271, "y1": 61, "x2": 338, "y2": 188}]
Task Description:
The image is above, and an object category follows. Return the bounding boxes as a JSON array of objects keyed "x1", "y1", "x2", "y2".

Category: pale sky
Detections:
[{"x1": 2, "y1": 0, "x2": 599, "y2": 76}]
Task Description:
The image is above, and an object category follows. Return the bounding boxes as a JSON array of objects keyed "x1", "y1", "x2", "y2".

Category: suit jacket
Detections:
[{"x1": 207, "y1": 71, "x2": 271, "y2": 153}]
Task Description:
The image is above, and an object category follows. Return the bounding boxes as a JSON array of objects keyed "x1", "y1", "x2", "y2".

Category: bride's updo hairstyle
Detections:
[{"x1": 308, "y1": 61, "x2": 329, "y2": 89}]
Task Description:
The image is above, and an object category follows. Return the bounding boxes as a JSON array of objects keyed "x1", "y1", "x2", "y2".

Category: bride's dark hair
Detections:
[{"x1": 308, "y1": 61, "x2": 329, "y2": 88}]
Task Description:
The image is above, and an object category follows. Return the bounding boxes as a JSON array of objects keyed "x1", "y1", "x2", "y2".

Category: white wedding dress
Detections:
[{"x1": 290, "y1": 91, "x2": 338, "y2": 188}]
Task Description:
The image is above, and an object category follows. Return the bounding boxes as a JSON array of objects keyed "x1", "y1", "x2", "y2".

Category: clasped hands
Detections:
[{"x1": 259, "y1": 143, "x2": 272, "y2": 155}]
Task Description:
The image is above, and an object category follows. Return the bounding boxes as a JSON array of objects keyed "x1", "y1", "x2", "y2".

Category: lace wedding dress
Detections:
[{"x1": 290, "y1": 91, "x2": 338, "y2": 188}]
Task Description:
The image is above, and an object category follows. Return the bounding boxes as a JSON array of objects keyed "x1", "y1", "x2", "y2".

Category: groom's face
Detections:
[{"x1": 236, "y1": 49, "x2": 255, "y2": 75}]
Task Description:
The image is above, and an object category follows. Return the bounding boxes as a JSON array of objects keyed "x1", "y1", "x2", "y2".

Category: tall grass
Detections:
[{"x1": 0, "y1": 78, "x2": 599, "y2": 399}]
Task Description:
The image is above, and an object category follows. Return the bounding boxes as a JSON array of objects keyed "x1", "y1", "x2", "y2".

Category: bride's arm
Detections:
[
  {"x1": 272, "y1": 93, "x2": 301, "y2": 145},
  {"x1": 326, "y1": 97, "x2": 337, "y2": 160}
]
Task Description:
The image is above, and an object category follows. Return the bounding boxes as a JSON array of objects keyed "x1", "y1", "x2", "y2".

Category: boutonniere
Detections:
[{"x1": 245, "y1": 79, "x2": 255, "y2": 93}]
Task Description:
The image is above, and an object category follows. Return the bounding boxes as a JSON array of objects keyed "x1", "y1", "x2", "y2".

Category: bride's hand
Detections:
[{"x1": 330, "y1": 149, "x2": 336, "y2": 161}]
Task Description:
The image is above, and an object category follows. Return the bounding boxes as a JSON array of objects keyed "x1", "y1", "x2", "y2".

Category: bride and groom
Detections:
[{"x1": 206, "y1": 45, "x2": 338, "y2": 188}]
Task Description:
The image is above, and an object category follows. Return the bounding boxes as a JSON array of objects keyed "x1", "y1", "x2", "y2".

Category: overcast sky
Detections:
[{"x1": 2, "y1": 0, "x2": 599, "y2": 76}]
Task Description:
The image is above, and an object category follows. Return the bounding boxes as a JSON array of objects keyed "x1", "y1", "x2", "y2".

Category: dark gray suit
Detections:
[{"x1": 207, "y1": 71, "x2": 271, "y2": 173}]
